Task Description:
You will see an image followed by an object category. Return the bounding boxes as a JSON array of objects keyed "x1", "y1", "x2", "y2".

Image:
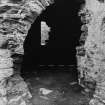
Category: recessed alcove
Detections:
[{"x1": 19, "y1": 1, "x2": 93, "y2": 105}]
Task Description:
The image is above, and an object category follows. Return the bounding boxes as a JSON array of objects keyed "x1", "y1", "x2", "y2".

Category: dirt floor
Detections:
[{"x1": 25, "y1": 70, "x2": 94, "y2": 105}]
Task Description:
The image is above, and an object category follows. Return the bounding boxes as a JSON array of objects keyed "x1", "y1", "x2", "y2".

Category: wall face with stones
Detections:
[
  {"x1": 76, "y1": 0, "x2": 105, "y2": 105},
  {"x1": 0, "y1": 0, "x2": 54, "y2": 105}
]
